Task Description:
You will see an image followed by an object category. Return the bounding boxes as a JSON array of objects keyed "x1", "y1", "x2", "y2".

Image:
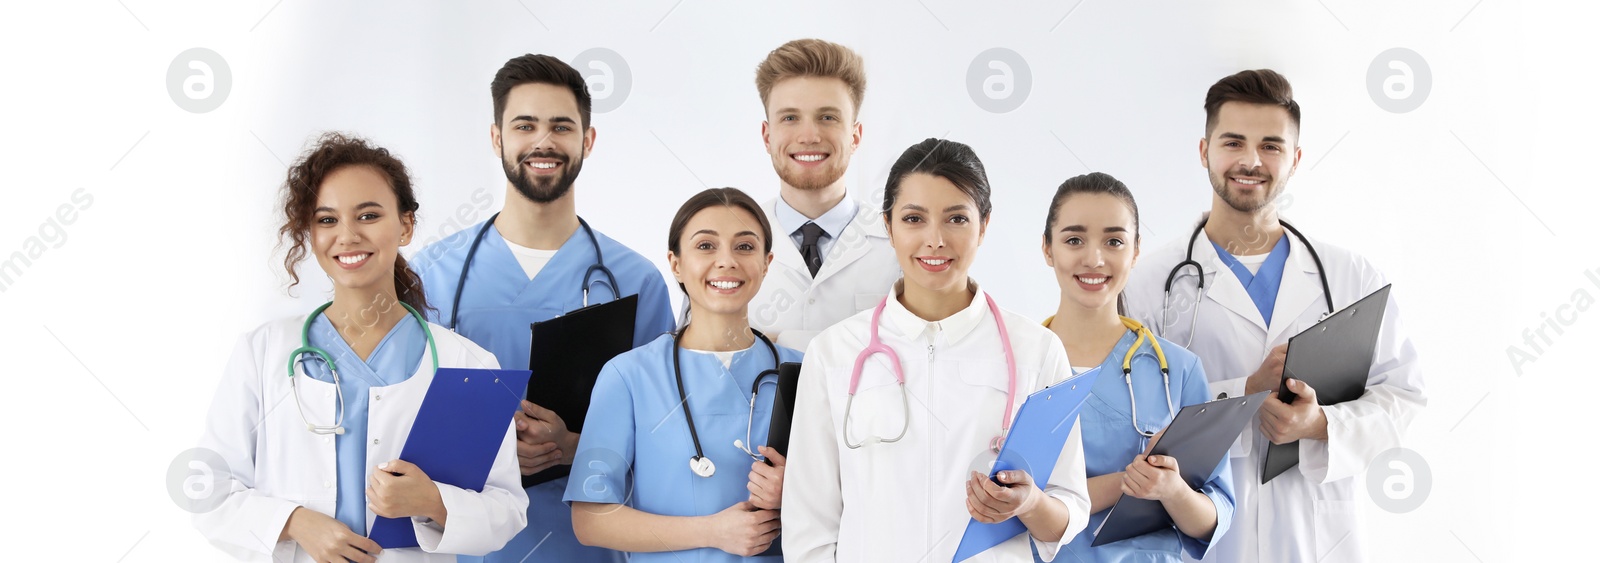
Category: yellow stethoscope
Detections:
[{"x1": 1048, "y1": 315, "x2": 1174, "y2": 438}]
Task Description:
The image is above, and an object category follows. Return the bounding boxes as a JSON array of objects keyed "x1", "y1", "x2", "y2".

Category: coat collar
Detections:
[
  {"x1": 1179, "y1": 211, "x2": 1328, "y2": 340},
  {"x1": 882, "y1": 278, "x2": 989, "y2": 345}
]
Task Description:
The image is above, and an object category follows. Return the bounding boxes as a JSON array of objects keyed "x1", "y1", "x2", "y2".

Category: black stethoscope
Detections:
[
  {"x1": 671, "y1": 328, "x2": 781, "y2": 478},
  {"x1": 1160, "y1": 217, "x2": 1333, "y2": 347},
  {"x1": 448, "y1": 212, "x2": 619, "y2": 330}
]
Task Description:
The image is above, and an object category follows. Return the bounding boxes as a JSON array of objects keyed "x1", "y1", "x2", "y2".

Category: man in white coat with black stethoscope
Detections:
[
  {"x1": 1124, "y1": 69, "x2": 1426, "y2": 563},
  {"x1": 747, "y1": 39, "x2": 899, "y2": 352}
]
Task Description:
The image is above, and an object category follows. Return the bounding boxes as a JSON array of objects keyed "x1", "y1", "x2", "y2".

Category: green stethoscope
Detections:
[{"x1": 286, "y1": 300, "x2": 439, "y2": 435}]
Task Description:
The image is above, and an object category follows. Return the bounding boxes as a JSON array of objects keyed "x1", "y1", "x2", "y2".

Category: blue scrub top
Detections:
[
  {"x1": 411, "y1": 219, "x2": 677, "y2": 361},
  {"x1": 411, "y1": 219, "x2": 676, "y2": 563},
  {"x1": 300, "y1": 312, "x2": 427, "y2": 536},
  {"x1": 1211, "y1": 234, "x2": 1291, "y2": 326},
  {"x1": 1054, "y1": 329, "x2": 1236, "y2": 562},
  {"x1": 565, "y1": 333, "x2": 803, "y2": 563}
]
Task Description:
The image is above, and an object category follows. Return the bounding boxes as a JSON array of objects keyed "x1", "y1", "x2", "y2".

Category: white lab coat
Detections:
[
  {"x1": 749, "y1": 197, "x2": 901, "y2": 351},
  {"x1": 193, "y1": 315, "x2": 529, "y2": 562},
  {"x1": 783, "y1": 282, "x2": 1091, "y2": 562},
  {"x1": 1123, "y1": 214, "x2": 1426, "y2": 563}
]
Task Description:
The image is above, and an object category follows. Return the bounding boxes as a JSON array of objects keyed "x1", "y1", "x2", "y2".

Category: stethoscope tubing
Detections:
[
  {"x1": 1159, "y1": 218, "x2": 1334, "y2": 347},
  {"x1": 671, "y1": 327, "x2": 781, "y2": 477},
  {"x1": 449, "y1": 213, "x2": 620, "y2": 330},
  {"x1": 287, "y1": 300, "x2": 440, "y2": 435}
]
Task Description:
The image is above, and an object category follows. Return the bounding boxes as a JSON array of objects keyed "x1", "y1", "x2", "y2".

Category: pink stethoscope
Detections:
[{"x1": 844, "y1": 294, "x2": 1018, "y2": 453}]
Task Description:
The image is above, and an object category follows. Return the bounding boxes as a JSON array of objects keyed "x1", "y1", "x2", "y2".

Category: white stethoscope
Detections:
[
  {"x1": 671, "y1": 328, "x2": 781, "y2": 478},
  {"x1": 1160, "y1": 217, "x2": 1333, "y2": 347},
  {"x1": 286, "y1": 301, "x2": 439, "y2": 435},
  {"x1": 845, "y1": 294, "x2": 1018, "y2": 453}
]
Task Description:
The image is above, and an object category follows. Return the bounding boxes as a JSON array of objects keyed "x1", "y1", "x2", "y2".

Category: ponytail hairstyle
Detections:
[{"x1": 278, "y1": 132, "x2": 431, "y2": 314}]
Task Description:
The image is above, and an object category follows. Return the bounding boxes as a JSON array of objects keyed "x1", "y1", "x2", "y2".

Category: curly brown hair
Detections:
[{"x1": 277, "y1": 132, "x2": 430, "y2": 314}]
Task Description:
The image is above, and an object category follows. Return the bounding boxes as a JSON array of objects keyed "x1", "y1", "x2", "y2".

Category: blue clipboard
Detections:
[
  {"x1": 368, "y1": 367, "x2": 533, "y2": 548},
  {"x1": 952, "y1": 366, "x2": 1101, "y2": 563}
]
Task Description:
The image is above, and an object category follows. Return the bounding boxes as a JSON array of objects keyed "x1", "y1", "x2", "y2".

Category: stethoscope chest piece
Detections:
[
  {"x1": 690, "y1": 455, "x2": 716, "y2": 478},
  {"x1": 673, "y1": 328, "x2": 781, "y2": 479}
]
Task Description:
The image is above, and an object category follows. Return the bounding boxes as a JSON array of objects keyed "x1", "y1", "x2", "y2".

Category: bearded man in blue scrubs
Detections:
[{"x1": 411, "y1": 53, "x2": 675, "y2": 563}]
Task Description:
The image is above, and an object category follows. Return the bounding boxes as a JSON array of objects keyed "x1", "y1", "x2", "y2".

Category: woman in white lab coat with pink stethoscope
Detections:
[{"x1": 782, "y1": 138, "x2": 1091, "y2": 562}]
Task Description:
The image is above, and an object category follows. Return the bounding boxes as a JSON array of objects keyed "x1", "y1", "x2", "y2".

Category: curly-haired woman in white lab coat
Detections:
[
  {"x1": 783, "y1": 138, "x2": 1091, "y2": 562},
  {"x1": 192, "y1": 133, "x2": 527, "y2": 562}
]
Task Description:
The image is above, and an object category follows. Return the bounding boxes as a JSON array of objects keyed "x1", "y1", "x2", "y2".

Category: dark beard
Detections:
[{"x1": 503, "y1": 148, "x2": 583, "y2": 204}]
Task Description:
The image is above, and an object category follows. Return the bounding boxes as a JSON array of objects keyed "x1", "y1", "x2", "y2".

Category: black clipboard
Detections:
[
  {"x1": 1092, "y1": 391, "x2": 1270, "y2": 547},
  {"x1": 1262, "y1": 284, "x2": 1391, "y2": 484},
  {"x1": 522, "y1": 294, "x2": 638, "y2": 488},
  {"x1": 764, "y1": 362, "x2": 803, "y2": 460},
  {"x1": 751, "y1": 362, "x2": 802, "y2": 558}
]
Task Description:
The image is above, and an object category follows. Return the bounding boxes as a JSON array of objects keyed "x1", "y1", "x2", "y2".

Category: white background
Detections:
[{"x1": 2, "y1": 1, "x2": 1595, "y2": 560}]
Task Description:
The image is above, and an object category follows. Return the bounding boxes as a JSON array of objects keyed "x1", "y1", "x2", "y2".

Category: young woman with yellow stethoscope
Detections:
[
  {"x1": 1039, "y1": 173, "x2": 1234, "y2": 562},
  {"x1": 192, "y1": 133, "x2": 527, "y2": 562},
  {"x1": 783, "y1": 138, "x2": 1091, "y2": 562}
]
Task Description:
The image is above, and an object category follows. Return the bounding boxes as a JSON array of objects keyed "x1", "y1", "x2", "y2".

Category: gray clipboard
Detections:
[
  {"x1": 1092, "y1": 391, "x2": 1270, "y2": 547},
  {"x1": 1261, "y1": 284, "x2": 1391, "y2": 484}
]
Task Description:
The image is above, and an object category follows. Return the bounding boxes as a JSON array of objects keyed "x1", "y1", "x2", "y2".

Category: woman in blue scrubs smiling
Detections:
[
  {"x1": 565, "y1": 187, "x2": 802, "y2": 562},
  {"x1": 1039, "y1": 173, "x2": 1234, "y2": 562}
]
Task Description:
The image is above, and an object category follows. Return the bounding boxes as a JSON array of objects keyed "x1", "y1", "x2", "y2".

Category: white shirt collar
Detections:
[
  {"x1": 881, "y1": 278, "x2": 989, "y2": 345},
  {"x1": 775, "y1": 194, "x2": 859, "y2": 239}
]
